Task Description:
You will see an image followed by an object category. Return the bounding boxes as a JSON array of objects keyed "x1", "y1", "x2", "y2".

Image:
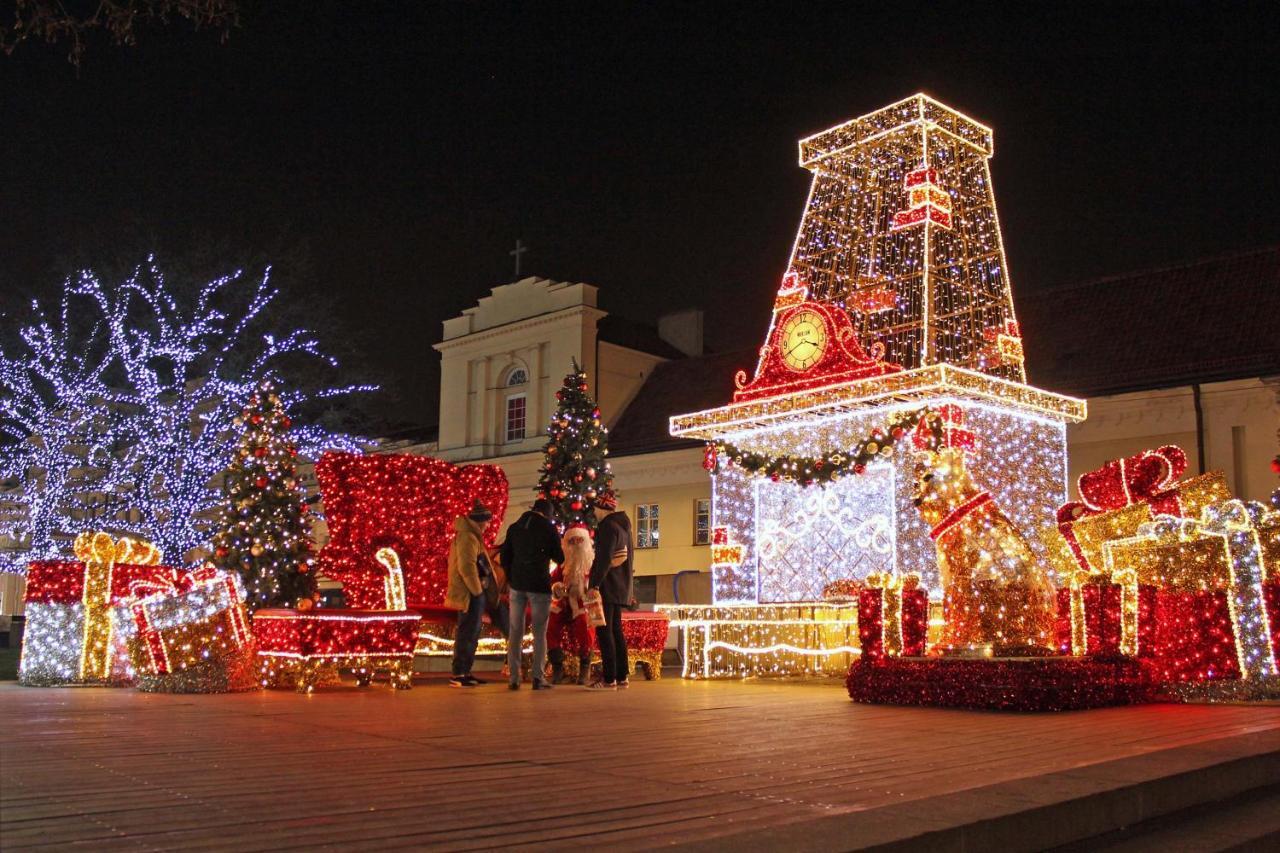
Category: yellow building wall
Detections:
[{"x1": 625, "y1": 480, "x2": 713, "y2": 578}]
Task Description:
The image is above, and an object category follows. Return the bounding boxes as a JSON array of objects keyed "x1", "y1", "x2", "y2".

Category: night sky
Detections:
[{"x1": 1, "y1": 2, "x2": 1277, "y2": 426}]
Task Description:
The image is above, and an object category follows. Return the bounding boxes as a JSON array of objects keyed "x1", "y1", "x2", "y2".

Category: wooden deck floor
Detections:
[{"x1": 2, "y1": 677, "x2": 1279, "y2": 851}]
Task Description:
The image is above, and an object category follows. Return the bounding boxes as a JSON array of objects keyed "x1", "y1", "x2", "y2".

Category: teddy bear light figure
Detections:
[{"x1": 912, "y1": 447, "x2": 1056, "y2": 656}]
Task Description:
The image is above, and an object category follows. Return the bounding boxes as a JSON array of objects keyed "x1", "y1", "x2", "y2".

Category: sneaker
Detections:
[
  {"x1": 463, "y1": 674, "x2": 486, "y2": 686},
  {"x1": 449, "y1": 677, "x2": 476, "y2": 688},
  {"x1": 584, "y1": 680, "x2": 616, "y2": 691},
  {"x1": 532, "y1": 679, "x2": 553, "y2": 691},
  {"x1": 616, "y1": 679, "x2": 630, "y2": 689},
  {"x1": 508, "y1": 682, "x2": 520, "y2": 691}
]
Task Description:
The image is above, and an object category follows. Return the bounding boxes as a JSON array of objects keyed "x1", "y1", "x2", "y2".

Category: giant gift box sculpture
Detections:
[
  {"x1": 1102, "y1": 500, "x2": 1280, "y2": 693},
  {"x1": 127, "y1": 564, "x2": 257, "y2": 693},
  {"x1": 20, "y1": 532, "x2": 171, "y2": 686}
]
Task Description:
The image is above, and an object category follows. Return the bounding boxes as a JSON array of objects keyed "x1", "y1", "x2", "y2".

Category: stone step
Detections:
[
  {"x1": 669, "y1": 729, "x2": 1280, "y2": 852},
  {"x1": 1047, "y1": 783, "x2": 1280, "y2": 852}
]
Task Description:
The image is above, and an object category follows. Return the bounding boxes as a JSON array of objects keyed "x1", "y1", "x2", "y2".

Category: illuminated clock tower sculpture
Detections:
[{"x1": 671, "y1": 95, "x2": 1087, "y2": 629}]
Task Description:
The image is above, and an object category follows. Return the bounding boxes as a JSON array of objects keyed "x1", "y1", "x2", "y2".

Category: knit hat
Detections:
[
  {"x1": 595, "y1": 491, "x2": 618, "y2": 511},
  {"x1": 531, "y1": 498, "x2": 555, "y2": 518},
  {"x1": 467, "y1": 500, "x2": 492, "y2": 523}
]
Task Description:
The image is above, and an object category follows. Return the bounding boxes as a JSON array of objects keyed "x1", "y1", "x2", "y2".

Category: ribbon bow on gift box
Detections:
[
  {"x1": 70, "y1": 531, "x2": 162, "y2": 681},
  {"x1": 1063, "y1": 445, "x2": 1187, "y2": 522}
]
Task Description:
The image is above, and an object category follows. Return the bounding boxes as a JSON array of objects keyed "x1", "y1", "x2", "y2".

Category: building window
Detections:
[
  {"x1": 693, "y1": 499, "x2": 711, "y2": 545},
  {"x1": 506, "y1": 367, "x2": 528, "y2": 387},
  {"x1": 636, "y1": 503, "x2": 659, "y2": 549},
  {"x1": 505, "y1": 394, "x2": 526, "y2": 442}
]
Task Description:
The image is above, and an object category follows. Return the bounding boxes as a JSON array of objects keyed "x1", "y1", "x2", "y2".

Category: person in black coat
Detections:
[
  {"x1": 499, "y1": 498, "x2": 565, "y2": 690},
  {"x1": 585, "y1": 495, "x2": 634, "y2": 689}
]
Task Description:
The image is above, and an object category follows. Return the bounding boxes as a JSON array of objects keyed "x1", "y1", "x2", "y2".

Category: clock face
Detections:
[{"x1": 779, "y1": 308, "x2": 828, "y2": 371}]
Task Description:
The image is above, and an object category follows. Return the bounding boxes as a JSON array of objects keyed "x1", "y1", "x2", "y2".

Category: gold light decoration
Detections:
[
  {"x1": 73, "y1": 532, "x2": 162, "y2": 681},
  {"x1": 373, "y1": 546, "x2": 408, "y2": 611},
  {"x1": 658, "y1": 603, "x2": 859, "y2": 678},
  {"x1": 912, "y1": 449, "x2": 1056, "y2": 654}
]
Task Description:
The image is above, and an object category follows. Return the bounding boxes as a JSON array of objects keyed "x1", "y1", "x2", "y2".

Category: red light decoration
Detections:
[
  {"x1": 1053, "y1": 582, "x2": 1157, "y2": 657},
  {"x1": 315, "y1": 452, "x2": 508, "y2": 609},
  {"x1": 733, "y1": 300, "x2": 900, "y2": 403},
  {"x1": 1147, "y1": 590, "x2": 1241, "y2": 683},
  {"x1": 891, "y1": 167, "x2": 953, "y2": 231},
  {"x1": 847, "y1": 656, "x2": 1149, "y2": 712},
  {"x1": 858, "y1": 578, "x2": 927, "y2": 660},
  {"x1": 254, "y1": 608, "x2": 423, "y2": 692}
]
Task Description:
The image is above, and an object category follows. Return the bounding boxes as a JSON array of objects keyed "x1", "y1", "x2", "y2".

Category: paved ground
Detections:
[{"x1": 2, "y1": 677, "x2": 1279, "y2": 851}]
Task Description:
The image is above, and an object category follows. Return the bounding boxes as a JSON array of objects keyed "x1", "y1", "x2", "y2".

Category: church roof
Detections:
[
  {"x1": 597, "y1": 315, "x2": 689, "y2": 360},
  {"x1": 609, "y1": 245, "x2": 1280, "y2": 456},
  {"x1": 1020, "y1": 245, "x2": 1280, "y2": 397},
  {"x1": 609, "y1": 350, "x2": 753, "y2": 456}
]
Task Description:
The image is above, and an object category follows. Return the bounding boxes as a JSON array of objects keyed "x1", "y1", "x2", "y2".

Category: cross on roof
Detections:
[{"x1": 509, "y1": 239, "x2": 529, "y2": 279}]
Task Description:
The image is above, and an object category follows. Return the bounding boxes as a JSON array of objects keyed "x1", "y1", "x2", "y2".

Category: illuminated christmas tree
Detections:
[
  {"x1": 536, "y1": 362, "x2": 615, "y2": 530},
  {"x1": 210, "y1": 380, "x2": 317, "y2": 613}
]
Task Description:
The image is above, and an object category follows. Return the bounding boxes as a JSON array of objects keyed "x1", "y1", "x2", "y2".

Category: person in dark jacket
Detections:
[
  {"x1": 585, "y1": 493, "x2": 634, "y2": 690},
  {"x1": 499, "y1": 498, "x2": 565, "y2": 690}
]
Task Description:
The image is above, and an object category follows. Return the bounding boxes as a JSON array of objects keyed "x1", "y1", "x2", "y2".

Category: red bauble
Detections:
[
  {"x1": 255, "y1": 477, "x2": 268, "y2": 488},
  {"x1": 570, "y1": 500, "x2": 583, "y2": 511},
  {"x1": 251, "y1": 414, "x2": 263, "y2": 424},
  {"x1": 1271, "y1": 455, "x2": 1280, "y2": 475},
  {"x1": 215, "y1": 547, "x2": 228, "y2": 558},
  {"x1": 254, "y1": 447, "x2": 268, "y2": 458},
  {"x1": 281, "y1": 416, "x2": 291, "y2": 429},
  {"x1": 854, "y1": 464, "x2": 866, "y2": 474}
]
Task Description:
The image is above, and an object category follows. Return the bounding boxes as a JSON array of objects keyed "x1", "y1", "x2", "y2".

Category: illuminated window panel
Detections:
[{"x1": 636, "y1": 503, "x2": 660, "y2": 549}]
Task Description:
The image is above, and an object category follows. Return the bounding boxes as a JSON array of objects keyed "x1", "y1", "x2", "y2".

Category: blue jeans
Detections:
[
  {"x1": 507, "y1": 589, "x2": 551, "y2": 685},
  {"x1": 452, "y1": 592, "x2": 485, "y2": 677}
]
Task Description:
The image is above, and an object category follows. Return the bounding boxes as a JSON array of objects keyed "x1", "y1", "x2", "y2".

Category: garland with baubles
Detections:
[{"x1": 704, "y1": 407, "x2": 945, "y2": 486}]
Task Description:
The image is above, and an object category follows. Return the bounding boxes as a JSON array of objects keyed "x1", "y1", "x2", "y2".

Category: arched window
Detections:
[{"x1": 506, "y1": 367, "x2": 528, "y2": 387}]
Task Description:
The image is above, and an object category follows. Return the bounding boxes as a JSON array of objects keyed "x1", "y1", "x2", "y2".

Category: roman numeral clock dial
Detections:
[{"x1": 779, "y1": 308, "x2": 828, "y2": 371}]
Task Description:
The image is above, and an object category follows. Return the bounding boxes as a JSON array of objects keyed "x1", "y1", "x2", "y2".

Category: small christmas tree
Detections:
[
  {"x1": 536, "y1": 361, "x2": 615, "y2": 529},
  {"x1": 210, "y1": 380, "x2": 316, "y2": 613}
]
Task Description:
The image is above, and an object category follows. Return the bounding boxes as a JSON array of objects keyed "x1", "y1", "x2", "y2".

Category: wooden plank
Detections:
[{"x1": 2, "y1": 679, "x2": 1279, "y2": 850}]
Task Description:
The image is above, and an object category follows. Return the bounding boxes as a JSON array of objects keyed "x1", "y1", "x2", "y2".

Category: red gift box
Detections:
[
  {"x1": 859, "y1": 582, "x2": 928, "y2": 660},
  {"x1": 1054, "y1": 582, "x2": 1156, "y2": 657},
  {"x1": 1264, "y1": 581, "x2": 1280, "y2": 670},
  {"x1": 1148, "y1": 590, "x2": 1241, "y2": 683}
]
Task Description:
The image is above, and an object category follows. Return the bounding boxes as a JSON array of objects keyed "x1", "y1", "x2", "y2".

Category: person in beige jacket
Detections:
[{"x1": 445, "y1": 500, "x2": 493, "y2": 687}]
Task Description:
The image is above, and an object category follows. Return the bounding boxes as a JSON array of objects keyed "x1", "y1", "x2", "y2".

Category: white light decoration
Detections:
[
  {"x1": 663, "y1": 95, "x2": 1086, "y2": 676},
  {"x1": 755, "y1": 466, "x2": 895, "y2": 602},
  {"x1": 0, "y1": 259, "x2": 371, "y2": 572}
]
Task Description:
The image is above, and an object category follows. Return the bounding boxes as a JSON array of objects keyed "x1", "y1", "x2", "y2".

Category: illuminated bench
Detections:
[{"x1": 254, "y1": 609, "x2": 423, "y2": 692}]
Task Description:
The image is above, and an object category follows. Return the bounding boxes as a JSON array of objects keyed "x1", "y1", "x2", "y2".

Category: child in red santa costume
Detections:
[{"x1": 546, "y1": 523, "x2": 595, "y2": 684}]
